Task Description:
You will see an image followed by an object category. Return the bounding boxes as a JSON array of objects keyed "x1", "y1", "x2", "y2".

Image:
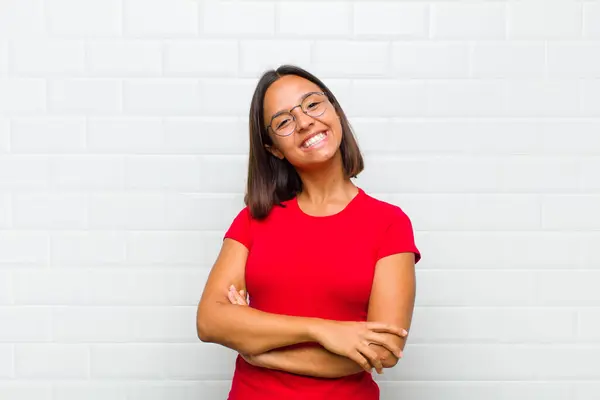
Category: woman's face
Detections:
[{"x1": 262, "y1": 75, "x2": 343, "y2": 170}]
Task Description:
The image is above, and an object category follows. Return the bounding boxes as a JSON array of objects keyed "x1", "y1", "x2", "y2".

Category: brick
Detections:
[
  {"x1": 471, "y1": 42, "x2": 545, "y2": 78},
  {"x1": 543, "y1": 195, "x2": 600, "y2": 231},
  {"x1": 505, "y1": 79, "x2": 580, "y2": 117},
  {"x1": 163, "y1": 117, "x2": 247, "y2": 154},
  {"x1": 579, "y1": 309, "x2": 600, "y2": 342},
  {"x1": 0, "y1": 156, "x2": 50, "y2": 190},
  {"x1": 52, "y1": 306, "x2": 197, "y2": 342},
  {"x1": 0, "y1": 232, "x2": 48, "y2": 266},
  {"x1": 165, "y1": 40, "x2": 238, "y2": 76},
  {"x1": 416, "y1": 269, "x2": 537, "y2": 307},
  {"x1": 0, "y1": 383, "x2": 51, "y2": 400},
  {"x1": 127, "y1": 231, "x2": 221, "y2": 266},
  {"x1": 278, "y1": 2, "x2": 351, "y2": 37},
  {"x1": 50, "y1": 231, "x2": 126, "y2": 266},
  {"x1": 124, "y1": 0, "x2": 198, "y2": 36},
  {"x1": 90, "y1": 343, "x2": 236, "y2": 379},
  {"x1": 548, "y1": 43, "x2": 600, "y2": 78},
  {"x1": 12, "y1": 193, "x2": 87, "y2": 229},
  {"x1": 584, "y1": 3, "x2": 600, "y2": 38},
  {"x1": 354, "y1": 2, "x2": 428, "y2": 37},
  {"x1": 0, "y1": 42, "x2": 9, "y2": 74},
  {"x1": 11, "y1": 118, "x2": 86, "y2": 153},
  {"x1": 412, "y1": 307, "x2": 576, "y2": 343},
  {"x1": 0, "y1": 78, "x2": 45, "y2": 114},
  {"x1": 352, "y1": 119, "x2": 539, "y2": 156},
  {"x1": 582, "y1": 79, "x2": 600, "y2": 116},
  {"x1": 391, "y1": 42, "x2": 469, "y2": 78},
  {"x1": 125, "y1": 155, "x2": 202, "y2": 190},
  {"x1": 15, "y1": 344, "x2": 88, "y2": 378},
  {"x1": 0, "y1": 307, "x2": 51, "y2": 341},
  {"x1": 126, "y1": 381, "x2": 231, "y2": 400},
  {"x1": 508, "y1": 0, "x2": 582, "y2": 39},
  {"x1": 12, "y1": 40, "x2": 85, "y2": 75},
  {"x1": 0, "y1": 0, "x2": 44, "y2": 37},
  {"x1": 375, "y1": 194, "x2": 541, "y2": 231},
  {"x1": 52, "y1": 382, "x2": 128, "y2": 400},
  {"x1": 203, "y1": 1, "x2": 274, "y2": 36},
  {"x1": 536, "y1": 271, "x2": 600, "y2": 307},
  {"x1": 0, "y1": 271, "x2": 11, "y2": 305},
  {"x1": 12, "y1": 268, "x2": 208, "y2": 306},
  {"x1": 123, "y1": 79, "x2": 201, "y2": 115},
  {"x1": 48, "y1": 79, "x2": 121, "y2": 114},
  {"x1": 378, "y1": 381, "x2": 573, "y2": 399},
  {"x1": 87, "y1": 117, "x2": 163, "y2": 153},
  {"x1": 313, "y1": 41, "x2": 388, "y2": 77},
  {"x1": 581, "y1": 159, "x2": 600, "y2": 192},
  {"x1": 0, "y1": 119, "x2": 9, "y2": 153},
  {"x1": 349, "y1": 80, "x2": 426, "y2": 117},
  {"x1": 87, "y1": 40, "x2": 162, "y2": 76},
  {"x1": 432, "y1": 3, "x2": 506, "y2": 39},
  {"x1": 200, "y1": 79, "x2": 257, "y2": 117},
  {"x1": 0, "y1": 194, "x2": 9, "y2": 229},
  {"x1": 0, "y1": 345, "x2": 13, "y2": 377},
  {"x1": 198, "y1": 155, "x2": 246, "y2": 193},
  {"x1": 46, "y1": 0, "x2": 121, "y2": 36},
  {"x1": 51, "y1": 155, "x2": 125, "y2": 190},
  {"x1": 164, "y1": 193, "x2": 245, "y2": 231},
  {"x1": 427, "y1": 79, "x2": 505, "y2": 117},
  {"x1": 239, "y1": 40, "x2": 311, "y2": 77},
  {"x1": 419, "y1": 231, "x2": 592, "y2": 270},
  {"x1": 88, "y1": 193, "x2": 166, "y2": 230}
]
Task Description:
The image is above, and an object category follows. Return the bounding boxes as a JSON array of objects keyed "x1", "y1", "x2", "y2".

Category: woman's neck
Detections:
[{"x1": 295, "y1": 152, "x2": 357, "y2": 205}]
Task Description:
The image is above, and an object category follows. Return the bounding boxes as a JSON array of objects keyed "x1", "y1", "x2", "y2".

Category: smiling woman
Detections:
[{"x1": 196, "y1": 65, "x2": 421, "y2": 400}]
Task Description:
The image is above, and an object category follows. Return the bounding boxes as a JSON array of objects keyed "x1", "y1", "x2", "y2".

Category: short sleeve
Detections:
[
  {"x1": 376, "y1": 208, "x2": 421, "y2": 264},
  {"x1": 224, "y1": 207, "x2": 253, "y2": 250}
]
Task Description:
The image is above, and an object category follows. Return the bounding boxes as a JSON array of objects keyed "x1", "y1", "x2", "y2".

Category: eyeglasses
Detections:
[{"x1": 265, "y1": 91, "x2": 329, "y2": 137}]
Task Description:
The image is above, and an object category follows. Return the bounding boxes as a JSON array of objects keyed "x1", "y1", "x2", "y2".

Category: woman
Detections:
[{"x1": 197, "y1": 65, "x2": 421, "y2": 400}]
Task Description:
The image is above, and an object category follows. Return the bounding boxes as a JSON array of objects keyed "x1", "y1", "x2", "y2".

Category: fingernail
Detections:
[
  {"x1": 229, "y1": 285, "x2": 235, "y2": 291},
  {"x1": 402, "y1": 329, "x2": 408, "y2": 335}
]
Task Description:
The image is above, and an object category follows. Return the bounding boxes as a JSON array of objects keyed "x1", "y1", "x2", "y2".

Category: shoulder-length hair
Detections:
[{"x1": 245, "y1": 65, "x2": 364, "y2": 220}]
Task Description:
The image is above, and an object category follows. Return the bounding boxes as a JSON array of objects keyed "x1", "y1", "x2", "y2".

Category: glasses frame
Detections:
[{"x1": 265, "y1": 91, "x2": 329, "y2": 137}]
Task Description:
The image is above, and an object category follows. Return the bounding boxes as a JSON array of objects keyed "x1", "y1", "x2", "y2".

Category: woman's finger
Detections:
[
  {"x1": 227, "y1": 290, "x2": 237, "y2": 305},
  {"x1": 366, "y1": 322, "x2": 407, "y2": 337},
  {"x1": 365, "y1": 332, "x2": 402, "y2": 358},
  {"x1": 358, "y1": 343, "x2": 383, "y2": 374},
  {"x1": 235, "y1": 291, "x2": 247, "y2": 306},
  {"x1": 349, "y1": 351, "x2": 372, "y2": 373}
]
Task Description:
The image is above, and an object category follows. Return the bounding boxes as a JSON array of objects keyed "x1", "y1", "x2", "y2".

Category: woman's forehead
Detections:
[{"x1": 264, "y1": 75, "x2": 320, "y2": 111}]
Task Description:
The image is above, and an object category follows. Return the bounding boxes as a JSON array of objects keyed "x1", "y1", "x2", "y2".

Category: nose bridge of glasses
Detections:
[{"x1": 291, "y1": 104, "x2": 316, "y2": 129}]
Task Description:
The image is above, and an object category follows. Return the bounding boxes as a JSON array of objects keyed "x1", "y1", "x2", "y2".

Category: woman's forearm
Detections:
[
  {"x1": 197, "y1": 301, "x2": 323, "y2": 356},
  {"x1": 252, "y1": 345, "x2": 366, "y2": 378}
]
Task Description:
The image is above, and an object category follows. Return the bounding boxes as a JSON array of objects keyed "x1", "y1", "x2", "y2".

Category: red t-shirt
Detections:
[{"x1": 223, "y1": 187, "x2": 421, "y2": 400}]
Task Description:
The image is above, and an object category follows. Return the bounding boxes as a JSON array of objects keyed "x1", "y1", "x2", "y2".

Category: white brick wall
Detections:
[{"x1": 0, "y1": 0, "x2": 599, "y2": 399}]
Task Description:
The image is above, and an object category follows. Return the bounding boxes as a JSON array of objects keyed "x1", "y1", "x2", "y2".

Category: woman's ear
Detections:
[{"x1": 265, "y1": 144, "x2": 284, "y2": 160}]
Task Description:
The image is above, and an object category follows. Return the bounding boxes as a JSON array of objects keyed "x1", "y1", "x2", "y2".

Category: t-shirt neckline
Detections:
[{"x1": 292, "y1": 187, "x2": 364, "y2": 219}]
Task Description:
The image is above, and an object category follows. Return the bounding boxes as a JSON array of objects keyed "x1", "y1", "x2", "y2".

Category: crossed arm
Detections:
[{"x1": 197, "y1": 239, "x2": 416, "y2": 379}]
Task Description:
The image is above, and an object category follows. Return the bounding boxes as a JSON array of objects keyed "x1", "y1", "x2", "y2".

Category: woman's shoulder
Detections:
[{"x1": 359, "y1": 189, "x2": 411, "y2": 220}]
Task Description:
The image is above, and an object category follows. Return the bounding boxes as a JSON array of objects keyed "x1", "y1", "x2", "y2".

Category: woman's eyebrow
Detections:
[{"x1": 269, "y1": 92, "x2": 314, "y2": 119}]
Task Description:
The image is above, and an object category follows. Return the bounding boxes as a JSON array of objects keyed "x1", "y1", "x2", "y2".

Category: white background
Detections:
[{"x1": 1, "y1": 0, "x2": 600, "y2": 399}]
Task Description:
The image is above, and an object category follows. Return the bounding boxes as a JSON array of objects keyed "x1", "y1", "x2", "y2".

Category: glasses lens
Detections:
[
  {"x1": 271, "y1": 113, "x2": 295, "y2": 136},
  {"x1": 302, "y1": 93, "x2": 327, "y2": 117}
]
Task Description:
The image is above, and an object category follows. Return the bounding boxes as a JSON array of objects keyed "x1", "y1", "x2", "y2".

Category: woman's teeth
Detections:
[{"x1": 302, "y1": 132, "x2": 327, "y2": 148}]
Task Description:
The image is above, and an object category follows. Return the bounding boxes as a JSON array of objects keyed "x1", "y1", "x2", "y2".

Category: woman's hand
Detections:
[
  {"x1": 227, "y1": 285, "x2": 266, "y2": 367},
  {"x1": 226, "y1": 284, "x2": 407, "y2": 374},
  {"x1": 227, "y1": 284, "x2": 248, "y2": 306},
  {"x1": 310, "y1": 320, "x2": 407, "y2": 374}
]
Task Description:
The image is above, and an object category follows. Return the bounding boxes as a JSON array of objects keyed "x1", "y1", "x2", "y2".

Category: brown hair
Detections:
[{"x1": 245, "y1": 65, "x2": 364, "y2": 220}]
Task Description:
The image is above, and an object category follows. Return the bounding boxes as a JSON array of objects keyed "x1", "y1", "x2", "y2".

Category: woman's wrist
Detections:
[{"x1": 306, "y1": 317, "x2": 328, "y2": 343}]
